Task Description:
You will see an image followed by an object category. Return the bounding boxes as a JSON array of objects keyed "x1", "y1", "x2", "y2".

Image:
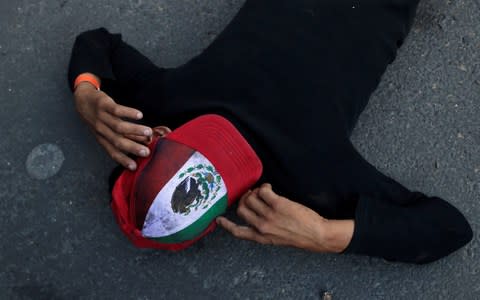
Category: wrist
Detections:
[
  {"x1": 321, "y1": 219, "x2": 355, "y2": 253},
  {"x1": 75, "y1": 81, "x2": 98, "y2": 91},
  {"x1": 73, "y1": 81, "x2": 98, "y2": 97},
  {"x1": 74, "y1": 73, "x2": 101, "y2": 91}
]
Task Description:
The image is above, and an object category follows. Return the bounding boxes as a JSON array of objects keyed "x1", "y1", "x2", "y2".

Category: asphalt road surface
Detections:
[{"x1": 0, "y1": 0, "x2": 479, "y2": 299}]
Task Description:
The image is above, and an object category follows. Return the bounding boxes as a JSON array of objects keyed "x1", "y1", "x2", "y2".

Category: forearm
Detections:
[
  {"x1": 68, "y1": 28, "x2": 161, "y2": 92},
  {"x1": 68, "y1": 28, "x2": 116, "y2": 91},
  {"x1": 344, "y1": 195, "x2": 473, "y2": 264}
]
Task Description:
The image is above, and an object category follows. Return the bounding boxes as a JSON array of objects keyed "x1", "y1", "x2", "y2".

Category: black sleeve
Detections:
[
  {"x1": 67, "y1": 27, "x2": 164, "y2": 108},
  {"x1": 343, "y1": 146, "x2": 473, "y2": 264},
  {"x1": 345, "y1": 193, "x2": 473, "y2": 264}
]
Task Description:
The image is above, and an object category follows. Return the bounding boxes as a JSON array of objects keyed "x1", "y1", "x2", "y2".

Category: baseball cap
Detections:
[{"x1": 111, "y1": 114, "x2": 263, "y2": 250}]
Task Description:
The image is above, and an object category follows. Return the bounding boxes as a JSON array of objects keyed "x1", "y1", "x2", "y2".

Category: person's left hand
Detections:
[{"x1": 217, "y1": 183, "x2": 333, "y2": 252}]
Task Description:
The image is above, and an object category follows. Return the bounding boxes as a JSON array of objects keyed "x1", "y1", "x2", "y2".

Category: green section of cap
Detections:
[{"x1": 147, "y1": 194, "x2": 228, "y2": 244}]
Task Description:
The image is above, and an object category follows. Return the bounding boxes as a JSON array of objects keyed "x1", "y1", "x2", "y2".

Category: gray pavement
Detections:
[{"x1": 0, "y1": 0, "x2": 479, "y2": 299}]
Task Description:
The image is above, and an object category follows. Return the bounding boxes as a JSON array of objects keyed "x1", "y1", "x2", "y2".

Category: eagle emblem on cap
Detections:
[{"x1": 171, "y1": 164, "x2": 222, "y2": 215}]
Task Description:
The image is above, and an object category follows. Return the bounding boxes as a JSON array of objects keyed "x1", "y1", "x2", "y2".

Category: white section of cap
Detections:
[{"x1": 141, "y1": 151, "x2": 227, "y2": 238}]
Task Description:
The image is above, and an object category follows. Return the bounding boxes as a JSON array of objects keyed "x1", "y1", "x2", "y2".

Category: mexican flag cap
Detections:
[{"x1": 111, "y1": 114, "x2": 263, "y2": 250}]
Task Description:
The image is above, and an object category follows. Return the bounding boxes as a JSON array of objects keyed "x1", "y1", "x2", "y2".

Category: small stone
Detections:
[
  {"x1": 322, "y1": 291, "x2": 333, "y2": 300},
  {"x1": 458, "y1": 64, "x2": 467, "y2": 72},
  {"x1": 26, "y1": 143, "x2": 65, "y2": 180},
  {"x1": 462, "y1": 36, "x2": 472, "y2": 45},
  {"x1": 457, "y1": 133, "x2": 464, "y2": 139}
]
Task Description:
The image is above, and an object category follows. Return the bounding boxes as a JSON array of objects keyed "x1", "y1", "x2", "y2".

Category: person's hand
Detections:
[
  {"x1": 217, "y1": 183, "x2": 354, "y2": 253},
  {"x1": 74, "y1": 82, "x2": 153, "y2": 170}
]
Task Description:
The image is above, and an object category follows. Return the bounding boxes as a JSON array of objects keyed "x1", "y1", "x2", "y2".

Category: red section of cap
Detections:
[
  {"x1": 111, "y1": 136, "x2": 217, "y2": 251},
  {"x1": 166, "y1": 114, "x2": 263, "y2": 205}
]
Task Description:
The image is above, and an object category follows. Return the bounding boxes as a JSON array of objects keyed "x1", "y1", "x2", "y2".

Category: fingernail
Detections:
[
  {"x1": 139, "y1": 149, "x2": 149, "y2": 157},
  {"x1": 128, "y1": 163, "x2": 136, "y2": 171},
  {"x1": 144, "y1": 129, "x2": 152, "y2": 136},
  {"x1": 136, "y1": 112, "x2": 143, "y2": 119}
]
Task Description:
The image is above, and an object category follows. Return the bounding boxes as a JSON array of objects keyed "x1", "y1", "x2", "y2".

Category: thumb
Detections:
[
  {"x1": 258, "y1": 183, "x2": 281, "y2": 206},
  {"x1": 261, "y1": 183, "x2": 273, "y2": 190}
]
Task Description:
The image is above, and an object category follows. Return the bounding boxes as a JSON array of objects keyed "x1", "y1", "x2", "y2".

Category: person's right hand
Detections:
[{"x1": 73, "y1": 82, "x2": 153, "y2": 171}]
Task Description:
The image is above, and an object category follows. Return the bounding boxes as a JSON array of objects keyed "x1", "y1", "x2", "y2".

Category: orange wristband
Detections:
[{"x1": 74, "y1": 73, "x2": 101, "y2": 91}]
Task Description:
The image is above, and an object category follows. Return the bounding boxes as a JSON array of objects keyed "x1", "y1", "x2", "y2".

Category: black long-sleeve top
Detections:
[{"x1": 68, "y1": 0, "x2": 473, "y2": 264}]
